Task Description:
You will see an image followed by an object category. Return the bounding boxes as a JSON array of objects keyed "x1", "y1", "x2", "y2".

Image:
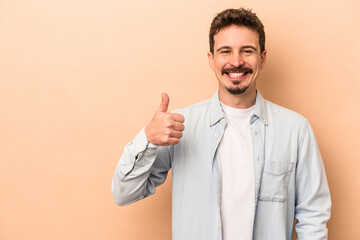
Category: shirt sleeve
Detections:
[
  {"x1": 111, "y1": 128, "x2": 173, "y2": 206},
  {"x1": 295, "y1": 121, "x2": 331, "y2": 239}
]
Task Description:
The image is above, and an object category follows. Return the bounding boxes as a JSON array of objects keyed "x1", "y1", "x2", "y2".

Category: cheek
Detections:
[
  {"x1": 214, "y1": 56, "x2": 228, "y2": 66},
  {"x1": 249, "y1": 60, "x2": 262, "y2": 71},
  {"x1": 214, "y1": 62, "x2": 224, "y2": 73}
]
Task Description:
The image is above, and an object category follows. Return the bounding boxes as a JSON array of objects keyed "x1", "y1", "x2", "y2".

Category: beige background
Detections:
[{"x1": 0, "y1": 0, "x2": 359, "y2": 239}]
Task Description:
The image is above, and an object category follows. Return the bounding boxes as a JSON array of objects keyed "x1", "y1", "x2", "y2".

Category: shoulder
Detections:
[
  {"x1": 264, "y1": 99, "x2": 315, "y2": 151},
  {"x1": 265, "y1": 99, "x2": 309, "y2": 129},
  {"x1": 173, "y1": 98, "x2": 211, "y2": 117}
]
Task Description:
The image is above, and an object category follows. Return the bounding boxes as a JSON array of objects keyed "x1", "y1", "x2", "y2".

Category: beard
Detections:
[{"x1": 225, "y1": 84, "x2": 249, "y2": 95}]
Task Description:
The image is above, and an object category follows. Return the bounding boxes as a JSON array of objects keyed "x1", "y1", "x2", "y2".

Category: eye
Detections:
[
  {"x1": 219, "y1": 50, "x2": 230, "y2": 54},
  {"x1": 241, "y1": 49, "x2": 255, "y2": 55}
]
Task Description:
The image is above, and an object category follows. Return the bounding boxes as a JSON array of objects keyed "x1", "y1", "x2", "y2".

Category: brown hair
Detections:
[{"x1": 209, "y1": 8, "x2": 265, "y2": 54}]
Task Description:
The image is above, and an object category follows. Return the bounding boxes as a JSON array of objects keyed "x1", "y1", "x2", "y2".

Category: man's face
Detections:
[{"x1": 208, "y1": 25, "x2": 266, "y2": 98}]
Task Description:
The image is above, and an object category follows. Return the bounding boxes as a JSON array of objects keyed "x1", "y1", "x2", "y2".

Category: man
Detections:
[{"x1": 112, "y1": 8, "x2": 331, "y2": 240}]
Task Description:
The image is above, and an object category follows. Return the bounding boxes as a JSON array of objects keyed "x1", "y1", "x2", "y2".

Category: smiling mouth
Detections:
[
  {"x1": 221, "y1": 66, "x2": 253, "y2": 80},
  {"x1": 227, "y1": 72, "x2": 247, "y2": 78}
]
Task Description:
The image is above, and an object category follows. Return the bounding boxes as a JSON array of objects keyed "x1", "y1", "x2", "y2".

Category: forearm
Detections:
[{"x1": 111, "y1": 128, "x2": 172, "y2": 205}]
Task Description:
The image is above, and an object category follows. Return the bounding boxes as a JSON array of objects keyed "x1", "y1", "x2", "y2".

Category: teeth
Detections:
[{"x1": 228, "y1": 72, "x2": 245, "y2": 78}]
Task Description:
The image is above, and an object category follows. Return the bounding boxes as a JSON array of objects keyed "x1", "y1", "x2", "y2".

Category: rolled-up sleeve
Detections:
[{"x1": 112, "y1": 128, "x2": 172, "y2": 206}]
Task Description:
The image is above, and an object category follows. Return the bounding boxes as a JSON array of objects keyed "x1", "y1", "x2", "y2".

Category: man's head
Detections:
[
  {"x1": 208, "y1": 8, "x2": 267, "y2": 103},
  {"x1": 209, "y1": 8, "x2": 265, "y2": 55}
]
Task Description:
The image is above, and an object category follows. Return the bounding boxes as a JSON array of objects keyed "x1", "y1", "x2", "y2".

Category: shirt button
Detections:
[
  {"x1": 255, "y1": 131, "x2": 258, "y2": 135},
  {"x1": 218, "y1": 224, "x2": 221, "y2": 228},
  {"x1": 214, "y1": 133, "x2": 219, "y2": 138},
  {"x1": 221, "y1": 119, "x2": 225, "y2": 123}
]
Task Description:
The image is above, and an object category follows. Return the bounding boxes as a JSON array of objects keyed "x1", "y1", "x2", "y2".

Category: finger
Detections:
[
  {"x1": 171, "y1": 113, "x2": 185, "y2": 123},
  {"x1": 172, "y1": 122, "x2": 185, "y2": 131},
  {"x1": 165, "y1": 137, "x2": 181, "y2": 145},
  {"x1": 169, "y1": 130, "x2": 183, "y2": 138},
  {"x1": 157, "y1": 93, "x2": 169, "y2": 113}
]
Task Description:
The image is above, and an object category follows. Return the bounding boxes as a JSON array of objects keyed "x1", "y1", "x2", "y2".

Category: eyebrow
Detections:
[
  {"x1": 242, "y1": 45, "x2": 257, "y2": 51},
  {"x1": 216, "y1": 46, "x2": 231, "y2": 53},
  {"x1": 216, "y1": 45, "x2": 258, "y2": 53}
]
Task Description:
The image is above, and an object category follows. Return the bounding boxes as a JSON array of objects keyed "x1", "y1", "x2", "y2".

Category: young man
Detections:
[{"x1": 112, "y1": 8, "x2": 331, "y2": 240}]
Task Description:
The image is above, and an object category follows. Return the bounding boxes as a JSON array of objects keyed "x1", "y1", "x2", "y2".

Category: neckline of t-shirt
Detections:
[{"x1": 220, "y1": 102, "x2": 255, "y2": 119}]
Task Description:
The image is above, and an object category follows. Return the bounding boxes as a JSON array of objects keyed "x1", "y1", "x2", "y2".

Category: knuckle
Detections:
[
  {"x1": 165, "y1": 114, "x2": 173, "y2": 121},
  {"x1": 165, "y1": 128, "x2": 172, "y2": 135},
  {"x1": 164, "y1": 121, "x2": 172, "y2": 128},
  {"x1": 163, "y1": 135, "x2": 170, "y2": 143},
  {"x1": 164, "y1": 120, "x2": 174, "y2": 128}
]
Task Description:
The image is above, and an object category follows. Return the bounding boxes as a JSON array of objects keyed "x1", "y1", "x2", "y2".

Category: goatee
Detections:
[{"x1": 226, "y1": 85, "x2": 249, "y2": 95}]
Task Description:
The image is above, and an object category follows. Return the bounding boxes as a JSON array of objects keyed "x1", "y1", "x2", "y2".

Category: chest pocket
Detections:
[{"x1": 258, "y1": 161, "x2": 294, "y2": 202}]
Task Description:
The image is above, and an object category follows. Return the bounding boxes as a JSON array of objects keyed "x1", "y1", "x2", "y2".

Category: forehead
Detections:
[{"x1": 214, "y1": 25, "x2": 260, "y2": 49}]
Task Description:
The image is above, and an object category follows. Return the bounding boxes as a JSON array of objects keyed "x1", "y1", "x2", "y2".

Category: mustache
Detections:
[{"x1": 221, "y1": 66, "x2": 253, "y2": 75}]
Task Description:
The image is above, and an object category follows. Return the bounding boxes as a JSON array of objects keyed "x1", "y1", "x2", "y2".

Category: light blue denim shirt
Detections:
[{"x1": 112, "y1": 91, "x2": 331, "y2": 240}]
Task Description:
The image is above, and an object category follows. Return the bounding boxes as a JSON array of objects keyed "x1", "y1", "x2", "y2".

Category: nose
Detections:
[{"x1": 230, "y1": 52, "x2": 245, "y2": 67}]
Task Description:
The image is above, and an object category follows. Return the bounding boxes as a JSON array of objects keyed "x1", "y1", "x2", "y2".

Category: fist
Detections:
[{"x1": 145, "y1": 93, "x2": 185, "y2": 146}]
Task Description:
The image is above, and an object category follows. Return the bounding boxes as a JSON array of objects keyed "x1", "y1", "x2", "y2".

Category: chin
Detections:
[{"x1": 226, "y1": 86, "x2": 249, "y2": 95}]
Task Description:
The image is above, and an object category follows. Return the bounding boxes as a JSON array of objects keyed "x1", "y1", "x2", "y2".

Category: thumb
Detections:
[{"x1": 157, "y1": 92, "x2": 169, "y2": 112}]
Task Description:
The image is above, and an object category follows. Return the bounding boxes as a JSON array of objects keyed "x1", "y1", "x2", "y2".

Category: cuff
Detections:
[{"x1": 132, "y1": 128, "x2": 158, "y2": 153}]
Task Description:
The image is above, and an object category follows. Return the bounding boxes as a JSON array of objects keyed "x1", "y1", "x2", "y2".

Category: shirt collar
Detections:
[
  {"x1": 209, "y1": 90, "x2": 268, "y2": 126},
  {"x1": 209, "y1": 91, "x2": 225, "y2": 126},
  {"x1": 252, "y1": 91, "x2": 268, "y2": 126}
]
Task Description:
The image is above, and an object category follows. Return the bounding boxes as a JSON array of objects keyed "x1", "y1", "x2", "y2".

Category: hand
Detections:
[{"x1": 145, "y1": 93, "x2": 185, "y2": 146}]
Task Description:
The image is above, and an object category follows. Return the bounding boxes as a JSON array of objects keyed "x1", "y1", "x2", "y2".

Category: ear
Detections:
[
  {"x1": 208, "y1": 52, "x2": 215, "y2": 71},
  {"x1": 260, "y1": 50, "x2": 267, "y2": 70}
]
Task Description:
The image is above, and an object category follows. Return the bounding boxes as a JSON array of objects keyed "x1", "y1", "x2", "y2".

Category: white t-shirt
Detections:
[{"x1": 219, "y1": 103, "x2": 255, "y2": 240}]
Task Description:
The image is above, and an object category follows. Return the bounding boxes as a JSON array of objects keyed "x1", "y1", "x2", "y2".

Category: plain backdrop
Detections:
[{"x1": 0, "y1": 0, "x2": 359, "y2": 239}]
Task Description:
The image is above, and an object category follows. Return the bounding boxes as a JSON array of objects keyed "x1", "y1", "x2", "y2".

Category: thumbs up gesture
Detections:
[{"x1": 145, "y1": 93, "x2": 185, "y2": 146}]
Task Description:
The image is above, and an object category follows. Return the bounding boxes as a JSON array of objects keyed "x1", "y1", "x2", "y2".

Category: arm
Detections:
[
  {"x1": 112, "y1": 93, "x2": 184, "y2": 205},
  {"x1": 295, "y1": 121, "x2": 331, "y2": 239},
  {"x1": 111, "y1": 128, "x2": 173, "y2": 205}
]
